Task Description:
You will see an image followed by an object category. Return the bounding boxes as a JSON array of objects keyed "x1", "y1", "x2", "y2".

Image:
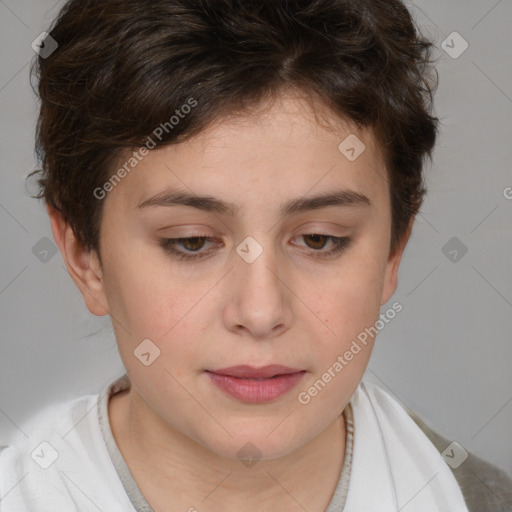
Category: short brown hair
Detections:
[{"x1": 29, "y1": 0, "x2": 439, "y2": 260}]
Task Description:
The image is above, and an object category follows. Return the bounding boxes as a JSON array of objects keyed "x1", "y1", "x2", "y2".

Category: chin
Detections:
[{"x1": 191, "y1": 422, "x2": 308, "y2": 463}]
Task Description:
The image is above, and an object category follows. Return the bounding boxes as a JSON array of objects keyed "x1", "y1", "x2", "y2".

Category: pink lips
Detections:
[{"x1": 206, "y1": 365, "x2": 306, "y2": 403}]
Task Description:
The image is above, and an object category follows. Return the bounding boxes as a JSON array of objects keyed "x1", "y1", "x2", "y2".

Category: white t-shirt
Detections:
[{"x1": 0, "y1": 373, "x2": 354, "y2": 511}]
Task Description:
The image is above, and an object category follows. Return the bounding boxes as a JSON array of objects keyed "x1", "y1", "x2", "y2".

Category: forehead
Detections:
[{"x1": 105, "y1": 92, "x2": 389, "y2": 216}]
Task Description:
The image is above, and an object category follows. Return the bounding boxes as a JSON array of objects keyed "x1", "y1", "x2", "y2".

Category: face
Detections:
[{"x1": 70, "y1": 92, "x2": 406, "y2": 460}]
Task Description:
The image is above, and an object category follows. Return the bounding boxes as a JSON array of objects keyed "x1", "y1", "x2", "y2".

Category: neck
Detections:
[{"x1": 109, "y1": 387, "x2": 346, "y2": 512}]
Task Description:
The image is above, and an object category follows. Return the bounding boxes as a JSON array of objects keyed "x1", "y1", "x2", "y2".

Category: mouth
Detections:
[{"x1": 205, "y1": 365, "x2": 306, "y2": 403}]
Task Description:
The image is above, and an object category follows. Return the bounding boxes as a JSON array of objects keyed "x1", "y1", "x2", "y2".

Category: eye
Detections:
[
  {"x1": 159, "y1": 236, "x2": 219, "y2": 261},
  {"x1": 294, "y1": 234, "x2": 351, "y2": 258}
]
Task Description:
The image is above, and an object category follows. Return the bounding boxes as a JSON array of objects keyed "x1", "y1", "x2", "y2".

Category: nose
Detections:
[{"x1": 223, "y1": 238, "x2": 293, "y2": 340}]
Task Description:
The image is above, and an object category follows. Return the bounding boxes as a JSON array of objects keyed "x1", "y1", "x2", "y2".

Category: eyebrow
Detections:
[{"x1": 137, "y1": 188, "x2": 371, "y2": 217}]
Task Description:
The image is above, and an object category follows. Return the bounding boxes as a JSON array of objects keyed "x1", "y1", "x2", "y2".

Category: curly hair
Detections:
[{"x1": 29, "y1": 0, "x2": 439, "y2": 261}]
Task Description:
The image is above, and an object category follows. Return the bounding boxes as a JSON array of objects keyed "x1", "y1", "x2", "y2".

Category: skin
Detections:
[{"x1": 49, "y1": 90, "x2": 412, "y2": 512}]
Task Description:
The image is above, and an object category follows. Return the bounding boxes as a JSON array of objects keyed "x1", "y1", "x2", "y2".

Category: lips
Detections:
[
  {"x1": 205, "y1": 365, "x2": 306, "y2": 403},
  {"x1": 207, "y1": 364, "x2": 303, "y2": 379}
]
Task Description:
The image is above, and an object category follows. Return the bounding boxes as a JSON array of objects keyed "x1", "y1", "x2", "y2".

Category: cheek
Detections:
[
  {"x1": 305, "y1": 246, "x2": 387, "y2": 372},
  {"x1": 102, "y1": 250, "x2": 186, "y2": 340},
  {"x1": 318, "y1": 260, "x2": 385, "y2": 334},
  {"x1": 104, "y1": 254, "x2": 221, "y2": 371},
  {"x1": 297, "y1": 269, "x2": 383, "y2": 414}
]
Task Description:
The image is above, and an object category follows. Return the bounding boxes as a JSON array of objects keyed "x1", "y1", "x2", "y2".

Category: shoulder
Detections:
[
  {"x1": 0, "y1": 393, "x2": 94, "y2": 510},
  {"x1": 355, "y1": 381, "x2": 512, "y2": 511},
  {"x1": 406, "y1": 403, "x2": 512, "y2": 511},
  {"x1": 0, "y1": 389, "x2": 132, "y2": 511}
]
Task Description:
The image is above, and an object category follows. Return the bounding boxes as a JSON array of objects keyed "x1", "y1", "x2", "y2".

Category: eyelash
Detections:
[{"x1": 159, "y1": 233, "x2": 351, "y2": 261}]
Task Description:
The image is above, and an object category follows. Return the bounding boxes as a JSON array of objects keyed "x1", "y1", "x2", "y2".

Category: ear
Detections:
[
  {"x1": 380, "y1": 217, "x2": 415, "y2": 305},
  {"x1": 47, "y1": 205, "x2": 109, "y2": 316}
]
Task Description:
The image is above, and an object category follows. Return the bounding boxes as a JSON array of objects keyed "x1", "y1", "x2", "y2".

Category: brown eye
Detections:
[
  {"x1": 179, "y1": 237, "x2": 207, "y2": 251},
  {"x1": 294, "y1": 234, "x2": 351, "y2": 259},
  {"x1": 159, "y1": 236, "x2": 219, "y2": 261},
  {"x1": 303, "y1": 234, "x2": 329, "y2": 250}
]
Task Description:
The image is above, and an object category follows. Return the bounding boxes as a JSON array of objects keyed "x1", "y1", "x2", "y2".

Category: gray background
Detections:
[{"x1": 1, "y1": 0, "x2": 511, "y2": 476}]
